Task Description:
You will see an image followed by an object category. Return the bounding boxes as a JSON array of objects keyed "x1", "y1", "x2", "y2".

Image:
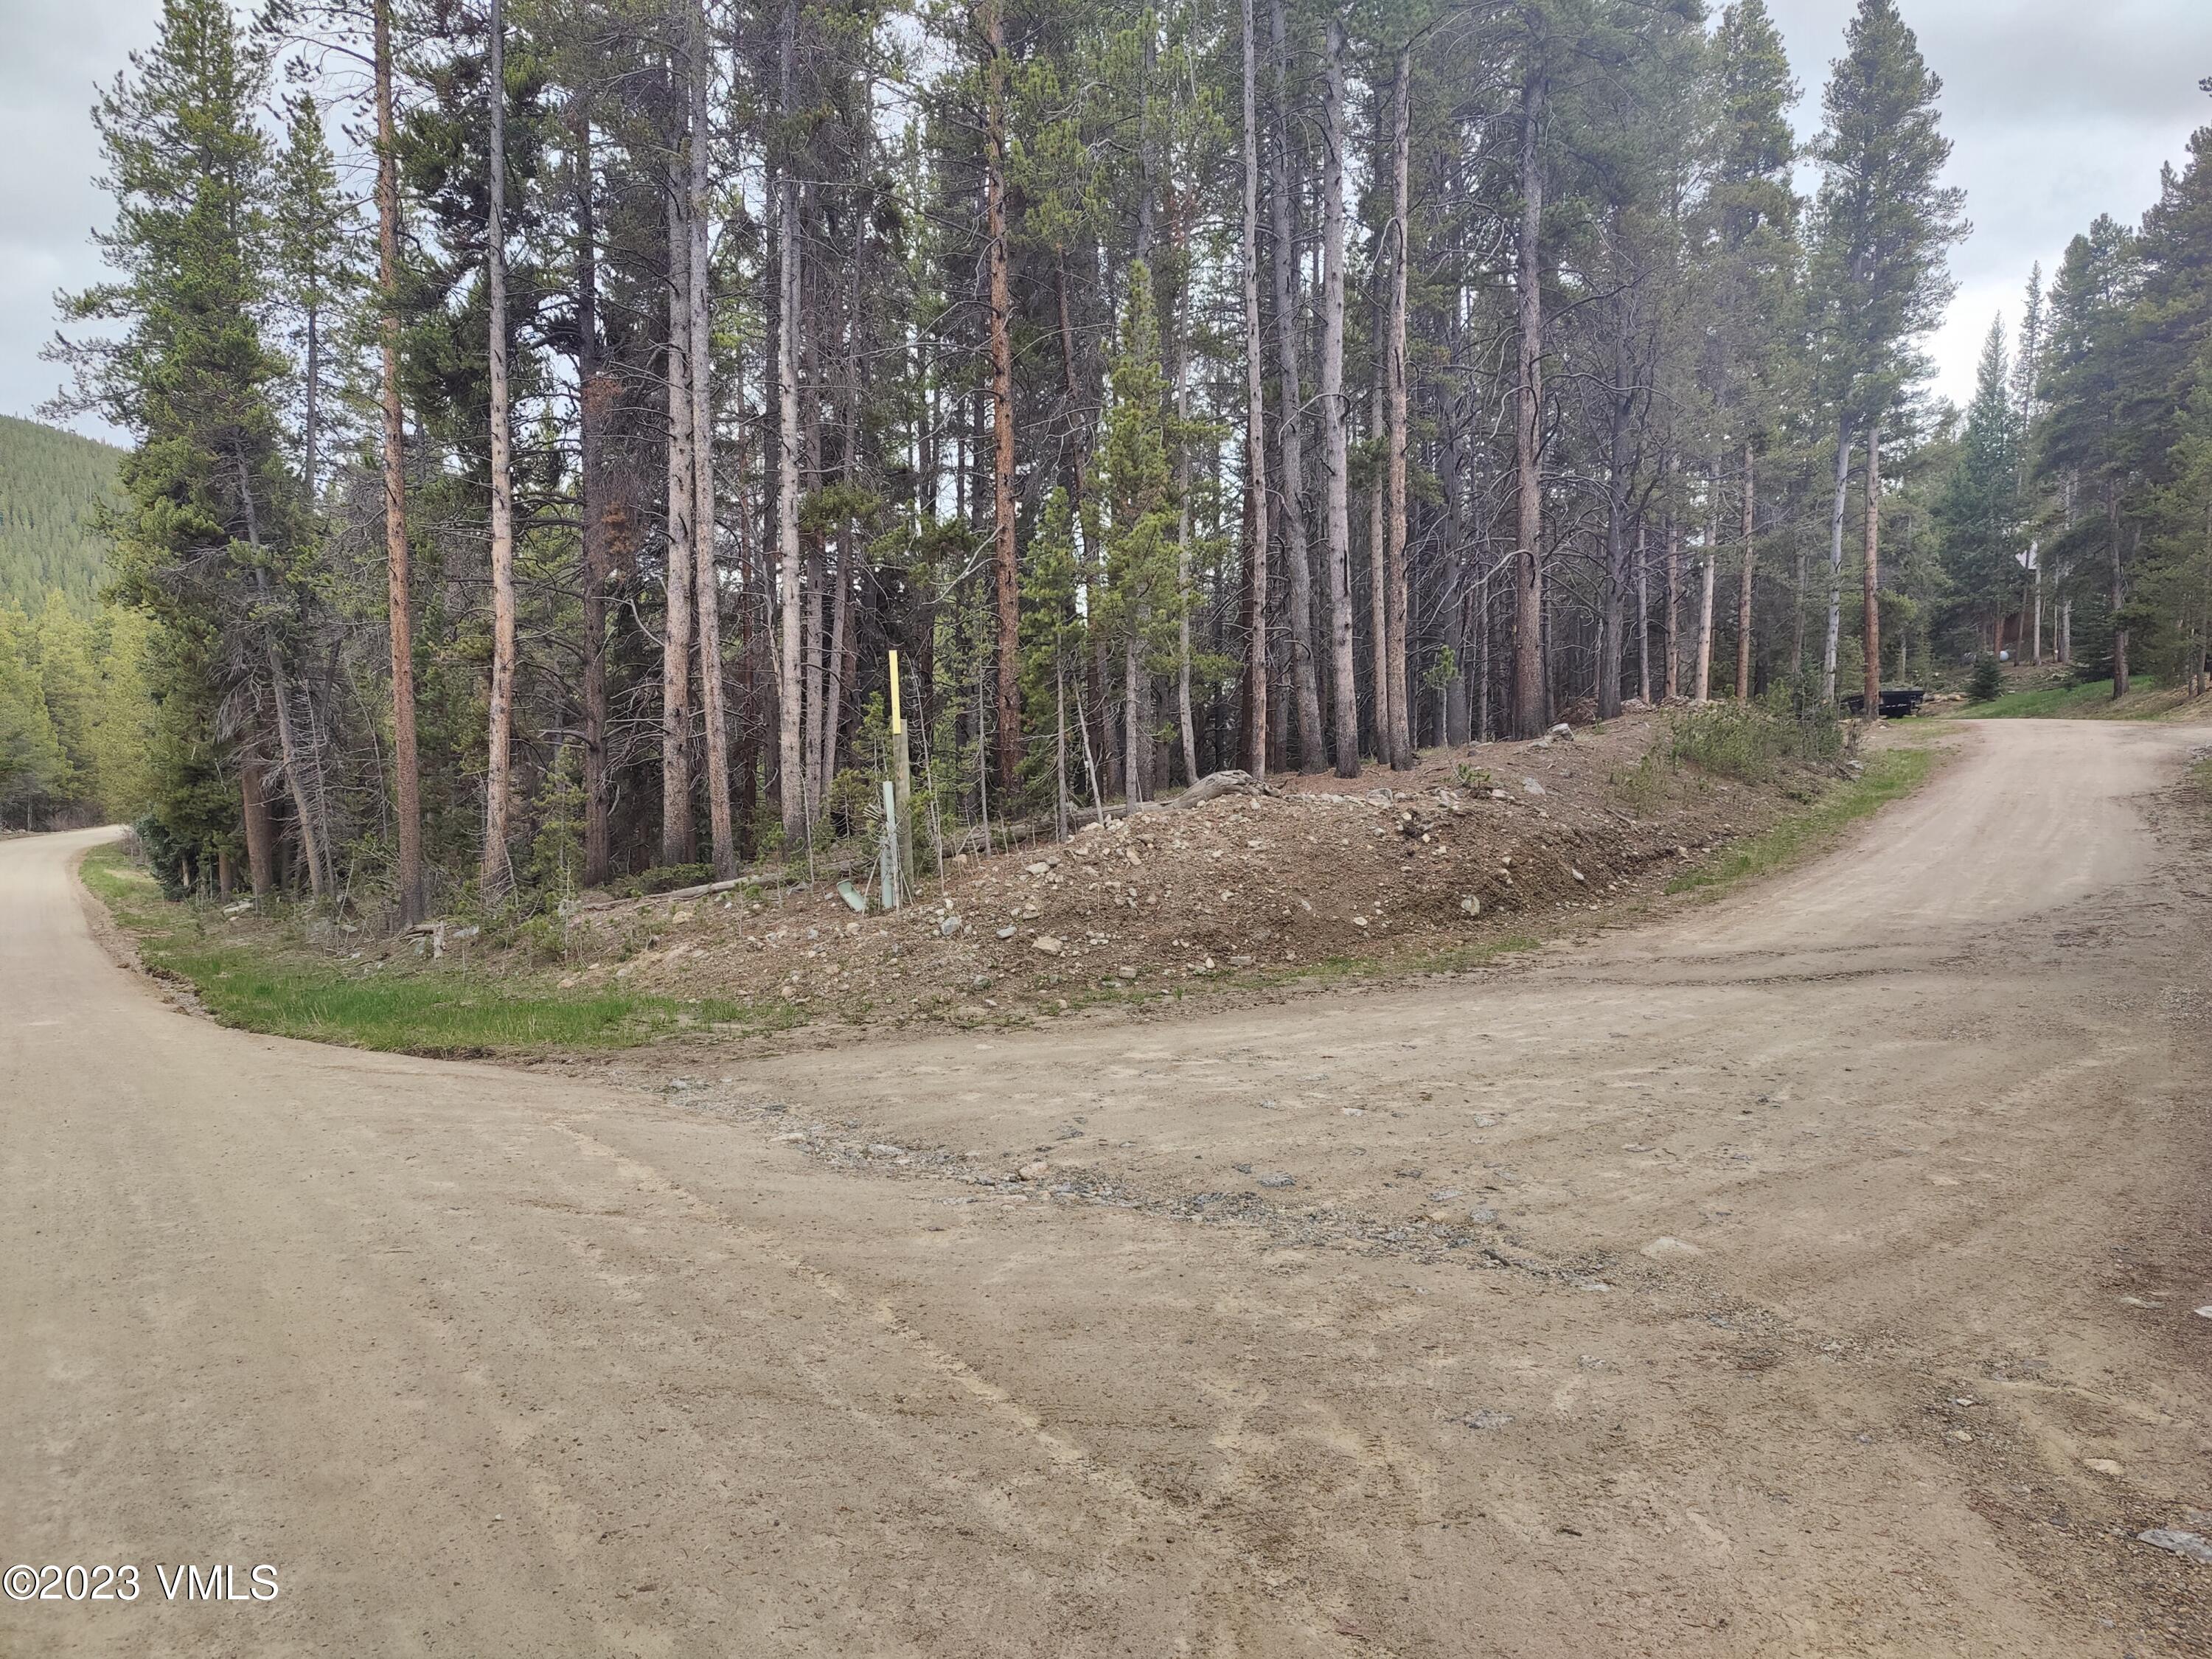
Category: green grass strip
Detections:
[
  {"x1": 79, "y1": 844, "x2": 791, "y2": 1056},
  {"x1": 1666, "y1": 745, "x2": 1937, "y2": 897},
  {"x1": 1958, "y1": 677, "x2": 2163, "y2": 720}
]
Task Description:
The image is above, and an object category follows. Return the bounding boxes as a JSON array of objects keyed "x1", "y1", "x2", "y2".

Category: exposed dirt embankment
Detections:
[{"x1": 552, "y1": 711, "x2": 1828, "y2": 1032}]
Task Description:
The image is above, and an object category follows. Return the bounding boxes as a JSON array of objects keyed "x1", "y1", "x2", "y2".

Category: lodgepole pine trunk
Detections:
[
  {"x1": 1597, "y1": 311, "x2": 1630, "y2": 720},
  {"x1": 1270, "y1": 0, "x2": 1324, "y2": 771},
  {"x1": 1663, "y1": 506, "x2": 1680, "y2": 700},
  {"x1": 1822, "y1": 414, "x2": 1851, "y2": 703},
  {"x1": 240, "y1": 753, "x2": 275, "y2": 898},
  {"x1": 1320, "y1": 21, "x2": 1357, "y2": 778},
  {"x1": 1862, "y1": 420, "x2": 1882, "y2": 715},
  {"x1": 1509, "y1": 66, "x2": 1546, "y2": 739},
  {"x1": 1383, "y1": 46, "x2": 1413, "y2": 768},
  {"x1": 1174, "y1": 320, "x2": 1200, "y2": 786},
  {"x1": 1367, "y1": 336, "x2": 1391, "y2": 759},
  {"x1": 2110, "y1": 485, "x2": 2130, "y2": 697},
  {"x1": 1694, "y1": 540, "x2": 1717, "y2": 702},
  {"x1": 689, "y1": 1, "x2": 735, "y2": 880},
  {"x1": 374, "y1": 0, "x2": 424, "y2": 925},
  {"x1": 661, "y1": 178, "x2": 695, "y2": 866},
  {"x1": 482, "y1": 0, "x2": 516, "y2": 898},
  {"x1": 1239, "y1": 0, "x2": 1270, "y2": 779},
  {"x1": 775, "y1": 0, "x2": 805, "y2": 839},
  {"x1": 1735, "y1": 442, "x2": 1756, "y2": 698},
  {"x1": 1636, "y1": 526, "x2": 1651, "y2": 704},
  {"x1": 574, "y1": 116, "x2": 612, "y2": 887},
  {"x1": 2030, "y1": 539, "x2": 2042, "y2": 665},
  {"x1": 984, "y1": 1, "x2": 1021, "y2": 796}
]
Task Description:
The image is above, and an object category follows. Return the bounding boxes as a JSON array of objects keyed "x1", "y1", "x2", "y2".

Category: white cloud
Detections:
[{"x1": 1766, "y1": 0, "x2": 2212, "y2": 406}]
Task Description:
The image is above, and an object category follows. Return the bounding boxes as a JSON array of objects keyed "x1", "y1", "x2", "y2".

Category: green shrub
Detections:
[
  {"x1": 1968, "y1": 654, "x2": 2003, "y2": 702},
  {"x1": 1610, "y1": 750, "x2": 1673, "y2": 815},
  {"x1": 1667, "y1": 692, "x2": 1840, "y2": 784}
]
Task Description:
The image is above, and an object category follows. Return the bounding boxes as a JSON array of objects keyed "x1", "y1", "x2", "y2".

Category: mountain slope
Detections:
[{"x1": 0, "y1": 414, "x2": 123, "y2": 615}]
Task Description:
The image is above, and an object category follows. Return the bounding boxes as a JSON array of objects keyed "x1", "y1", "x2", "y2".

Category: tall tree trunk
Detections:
[
  {"x1": 1694, "y1": 539, "x2": 1717, "y2": 703},
  {"x1": 2058, "y1": 471, "x2": 2074, "y2": 664},
  {"x1": 1822, "y1": 414, "x2": 1851, "y2": 703},
  {"x1": 1663, "y1": 507, "x2": 1680, "y2": 699},
  {"x1": 374, "y1": 0, "x2": 424, "y2": 926},
  {"x1": 1635, "y1": 526, "x2": 1651, "y2": 703},
  {"x1": 574, "y1": 116, "x2": 611, "y2": 887},
  {"x1": 821, "y1": 351, "x2": 858, "y2": 793},
  {"x1": 1383, "y1": 46, "x2": 1413, "y2": 768},
  {"x1": 1054, "y1": 664, "x2": 1069, "y2": 839},
  {"x1": 821, "y1": 549, "x2": 851, "y2": 787},
  {"x1": 234, "y1": 464, "x2": 329, "y2": 900},
  {"x1": 302, "y1": 305, "x2": 320, "y2": 504},
  {"x1": 775, "y1": 0, "x2": 805, "y2": 840},
  {"x1": 734, "y1": 423, "x2": 759, "y2": 861},
  {"x1": 689, "y1": 3, "x2": 734, "y2": 879},
  {"x1": 482, "y1": 0, "x2": 516, "y2": 899},
  {"x1": 240, "y1": 754, "x2": 274, "y2": 898},
  {"x1": 1321, "y1": 21, "x2": 1356, "y2": 776},
  {"x1": 1174, "y1": 321, "x2": 1199, "y2": 785},
  {"x1": 1270, "y1": 0, "x2": 1324, "y2": 771},
  {"x1": 661, "y1": 180, "x2": 695, "y2": 866},
  {"x1": 1735, "y1": 442, "x2": 1756, "y2": 698},
  {"x1": 1239, "y1": 0, "x2": 1270, "y2": 779},
  {"x1": 984, "y1": 1, "x2": 1020, "y2": 796},
  {"x1": 1597, "y1": 312, "x2": 1630, "y2": 720},
  {"x1": 2110, "y1": 484, "x2": 2130, "y2": 697},
  {"x1": 266, "y1": 658, "x2": 328, "y2": 897},
  {"x1": 803, "y1": 506, "x2": 824, "y2": 810},
  {"x1": 1367, "y1": 334, "x2": 1390, "y2": 759},
  {"x1": 1123, "y1": 632, "x2": 1147, "y2": 804},
  {"x1": 1439, "y1": 420, "x2": 1470, "y2": 745},
  {"x1": 2029, "y1": 538, "x2": 2042, "y2": 666},
  {"x1": 1510, "y1": 65, "x2": 1546, "y2": 740},
  {"x1": 1861, "y1": 421, "x2": 1882, "y2": 713}
]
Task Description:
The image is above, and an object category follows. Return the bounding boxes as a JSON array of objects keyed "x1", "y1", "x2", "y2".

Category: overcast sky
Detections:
[{"x1": 4, "y1": 0, "x2": 2211, "y2": 444}]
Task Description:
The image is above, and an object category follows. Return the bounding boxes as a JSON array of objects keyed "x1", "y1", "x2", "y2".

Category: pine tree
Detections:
[
  {"x1": 1096, "y1": 262, "x2": 1188, "y2": 787},
  {"x1": 2039, "y1": 216, "x2": 2144, "y2": 692},
  {"x1": 272, "y1": 93, "x2": 359, "y2": 504},
  {"x1": 1935, "y1": 319, "x2": 2023, "y2": 646},
  {"x1": 1807, "y1": 0, "x2": 1966, "y2": 703},
  {"x1": 52, "y1": 0, "x2": 327, "y2": 886},
  {"x1": 1703, "y1": 0, "x2": 1802, "y2": 702}
]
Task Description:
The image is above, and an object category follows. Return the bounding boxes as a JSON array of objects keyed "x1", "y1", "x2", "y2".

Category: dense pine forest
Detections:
[
  {"x1": 0, "y1": 417, "x2": 153, "y2": 829},
  {"x1": 18, "y1": 0, "x2": 2212, "y2": 914},
  {"x1": 0, "y1": 415, "x2": 124, "y2": 613}
]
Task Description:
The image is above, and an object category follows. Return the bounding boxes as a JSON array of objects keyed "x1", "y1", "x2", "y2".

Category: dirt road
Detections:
[{"x1": 5, "y1": 719, "x2": 2209, "y2": 1658}]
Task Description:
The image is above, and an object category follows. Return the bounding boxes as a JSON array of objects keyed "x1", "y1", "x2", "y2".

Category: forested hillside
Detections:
[
  {"x1": 38, "y1": 0, "x2": 2212, "y2": 914},
  {"x1": 0, "y1": 417, "x2": 150, "y2": 830},
  {"x1": 0, "y1": 414, "x2": 121, "y2": 614}
]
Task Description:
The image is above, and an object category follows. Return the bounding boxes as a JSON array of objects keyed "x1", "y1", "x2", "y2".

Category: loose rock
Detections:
[{"x1": 2139, "y1": 1528, "x2": 2212, "y2": 1565}]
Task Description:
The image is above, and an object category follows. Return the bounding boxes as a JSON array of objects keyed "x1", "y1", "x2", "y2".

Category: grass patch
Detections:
[
  {"x1": 79, "y1": 843, "x2": 794, "y2": 1056},
  {"x1": 1957, "y1": 676, "x2": 2178, "y2": 720},
  {"x1": 1666, "y1": 745, "x2": 1938, "y2": 897}
]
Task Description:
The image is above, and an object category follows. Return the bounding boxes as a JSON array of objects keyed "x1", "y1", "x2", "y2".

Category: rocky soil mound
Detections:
[{"x1": 555, "y1": 712, "x2": 1801, "y2": 1032}]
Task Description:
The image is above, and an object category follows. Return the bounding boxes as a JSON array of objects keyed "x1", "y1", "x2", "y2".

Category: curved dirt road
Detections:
[{"x1": 4, "y1": 719, "x2": 2208, "y2": 1657}]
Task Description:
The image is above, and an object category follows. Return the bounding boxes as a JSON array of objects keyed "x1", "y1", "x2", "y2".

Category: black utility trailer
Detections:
[{"x1": 1841, "y1": 687, "x2": 1927, "y2": 719}]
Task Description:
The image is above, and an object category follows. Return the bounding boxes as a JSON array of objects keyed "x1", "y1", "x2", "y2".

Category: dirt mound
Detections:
[{"x1": 559, "y1": 712, "x2": 1801, "y2": 1032}]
